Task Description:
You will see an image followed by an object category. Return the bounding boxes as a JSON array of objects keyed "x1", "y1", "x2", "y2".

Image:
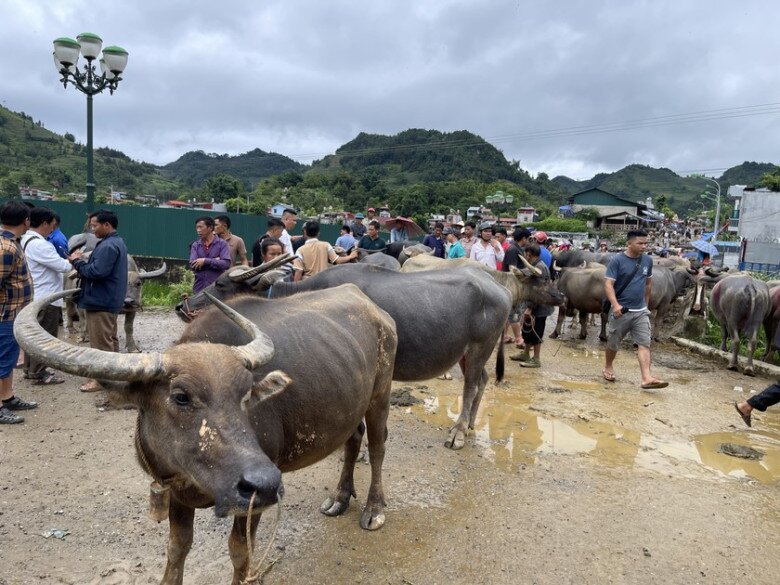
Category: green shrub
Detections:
[{"x1": 142, "y1": 271, "x2": 194, "y2": 307}]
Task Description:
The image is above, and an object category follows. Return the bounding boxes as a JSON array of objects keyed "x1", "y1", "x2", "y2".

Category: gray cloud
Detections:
[{"x1": 1, "y1": 0, "x2": 778, "y2": 179}]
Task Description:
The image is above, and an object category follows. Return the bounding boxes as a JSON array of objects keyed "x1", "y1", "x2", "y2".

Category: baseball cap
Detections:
[
  {"x1": 534, "y1": 231, "x2": 548, "y2": 243},
  {"x1": 368, "y1": 207, "x2": 375, "y2": 212},
  {"x1": 355, "y1": 213, "x2": 365, "y2": 219},
  {"x1": 479, "y1": 222, "x2": 494, "y2": 231}
]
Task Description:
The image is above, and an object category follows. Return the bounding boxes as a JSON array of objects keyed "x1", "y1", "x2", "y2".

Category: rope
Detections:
[{"x1": 241, "y1": 492, "x2": 283, "y2": 585}]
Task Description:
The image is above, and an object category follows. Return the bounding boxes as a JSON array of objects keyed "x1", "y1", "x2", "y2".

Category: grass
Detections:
[
  {"x1": 698, "y1": 311, "x2": 773, "y2": 362},
  {"x1": 142, "y1": 271, "x2": 194, "y2": 308}
]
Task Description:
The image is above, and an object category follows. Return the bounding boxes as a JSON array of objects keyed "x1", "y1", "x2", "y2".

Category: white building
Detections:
[
  {"x1": 516, "y1": 207, "x2": 535, "y2": 224},
  {"x1": 729, "y1": 186, "x2": 780, "y2": 266}
]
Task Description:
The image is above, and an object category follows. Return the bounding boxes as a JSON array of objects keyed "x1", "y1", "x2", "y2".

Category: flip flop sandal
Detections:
[
  {"x1": 640, "y1": 381, "x2": 669, "y2": 389},
  {"x1": 602, "y1": 369, "x2": 616, "y2": 382},
  {"x1": 734, "y1": 402, "x2": 752, "y2": 427},
  {"x1": 33, "y1": 373, "x2": 65, "y2": 386}
]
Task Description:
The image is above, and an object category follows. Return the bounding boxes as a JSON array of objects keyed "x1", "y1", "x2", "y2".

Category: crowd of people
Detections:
[{"x1": 1, "y1": 201, "x2": 776, "y2": 428}]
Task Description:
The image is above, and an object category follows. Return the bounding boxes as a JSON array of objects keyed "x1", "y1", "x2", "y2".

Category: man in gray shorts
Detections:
[{"x1": 602, "y1": 229, "x2": 668, "y2": 389}]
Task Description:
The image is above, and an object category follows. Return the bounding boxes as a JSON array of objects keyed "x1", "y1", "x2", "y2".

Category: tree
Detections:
[
  {"x1": 203, "y1": 173, "x2": 244, "y2": 202},
  {"x1": 758, "y1": 170, "x2": 780, "y2": 191},
  {"x1": 1, "y1": 177, "x2": 19, "y2": 198},
  {"x1": 64, "y1": 132, "x2": 76, "y2": 142}
]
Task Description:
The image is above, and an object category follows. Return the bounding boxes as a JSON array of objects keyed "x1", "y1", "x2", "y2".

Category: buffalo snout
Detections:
[{"x1": 217, "y1": 466, "x2": 283, "y2": 517}]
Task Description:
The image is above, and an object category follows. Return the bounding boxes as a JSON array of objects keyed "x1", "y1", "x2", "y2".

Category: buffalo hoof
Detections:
[
  {"x1": 360, "y1": 508, "x2": 386, "y2": 531},
  {"x1": 445, "y1": 428, "x2": 466, "y2": 450},
  {"x1": 578, "y1": 333, "x2": 587, "y2": 340},
  {"x1": 320, "y1": 497, "x2": 350, "y2": 517},
  {"x1": 598, "y1": 335, "x2": 608, "y2": 342},
  {"x1": 549, "y1": 331, "x2": 559, "y2": 339},
  {"x1": 727, "y1": 364, "x2": 739, "y2": 371},
  {"x1": 743, "y1": 368, "x2": 756, "y2": 377}
]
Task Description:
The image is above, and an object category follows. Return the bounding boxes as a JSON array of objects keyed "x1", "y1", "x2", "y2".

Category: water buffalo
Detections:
[
  {"x1": 359, "y1": 250, "x2": 401, "y2": 270},
  {"x1": 762, "y1": 283, "x2": 780, "y2": 362},
  {"x1": 710, "y1": 273, "x2": 771, "y2": 375},
  {"x1": 550, "y1": 264, "x2": 609, "y2": 341},
  {"x1": 552, "y1": 249, "x2": 614, "y2": 269},
  {"x1": 178, "y1": 260, "x2": 520, "y2": 450},
  {"x1": 399, "y1": 254, "x2": 564, "y2": 309},
  {"x1": 646, "y1": 264, "x2": 698, "y2": 340},
  {"x1": 15, "y1": 286, "x2": 397, "y2": 584}
]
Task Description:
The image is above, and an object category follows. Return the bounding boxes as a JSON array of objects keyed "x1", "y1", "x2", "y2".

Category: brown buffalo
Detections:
[{"x1": 15, "y1": 286, "x2": 397, "y2": 585}]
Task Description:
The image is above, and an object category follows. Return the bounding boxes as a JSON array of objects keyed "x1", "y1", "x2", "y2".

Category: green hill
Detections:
[
  {"x1": 160, "y1": 148, "x2": 305, "y2": 189},
  {"x1": 0, "y1": 104, "x2": 179, "y2": 199},
  {"x1": 718, "y1": 161, "x2": 779, "y2": 191}
]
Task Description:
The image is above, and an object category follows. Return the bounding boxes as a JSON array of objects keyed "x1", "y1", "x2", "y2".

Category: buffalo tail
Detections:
[{"x1": 495, "y1": 335, "x2": 505, "y2": 382}]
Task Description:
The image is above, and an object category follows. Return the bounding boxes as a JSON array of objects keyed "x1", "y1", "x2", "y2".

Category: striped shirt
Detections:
[{"x1": 0, "y1": 230, "x2": 33, "y2": 321}]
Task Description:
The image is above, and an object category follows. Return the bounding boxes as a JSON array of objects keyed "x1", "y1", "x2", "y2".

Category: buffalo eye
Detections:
[{"x1": 171, "y1": 391, "x2": 192, "y2": 407}]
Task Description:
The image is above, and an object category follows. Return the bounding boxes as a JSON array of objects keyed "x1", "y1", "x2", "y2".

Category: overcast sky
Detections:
[{"x1": 2, "y1": 0, "x2": 779, "y2": 180}]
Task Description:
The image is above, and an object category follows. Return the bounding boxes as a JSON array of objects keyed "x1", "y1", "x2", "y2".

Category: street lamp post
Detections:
[
  {"x1": 53, "y1": 33, "x2": 128, "y2": 212},
  {"x1": 696, "y1": 176, "x2": 722, "y2": 236}
]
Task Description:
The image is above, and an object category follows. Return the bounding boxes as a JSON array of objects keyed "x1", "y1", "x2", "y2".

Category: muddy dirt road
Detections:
[{"x1": 1, "y1": 310, "x2": 778, "y2": 584}]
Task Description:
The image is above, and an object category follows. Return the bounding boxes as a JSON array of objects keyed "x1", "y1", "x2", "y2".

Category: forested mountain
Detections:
[
  {"x1": 552, "y1": 161, "x2": 780, "y2": 216},
  {"x1": 0, "y1": 104, "x2": 178, "y2": 198},
  {"x1": 160, "y1": 148, "x2": 304, "y2": 189}
]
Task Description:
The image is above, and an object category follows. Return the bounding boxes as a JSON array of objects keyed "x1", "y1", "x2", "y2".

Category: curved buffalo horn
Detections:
[
  {"x1": 229, "y1": 253, "x2": 296, "y2": 282},
  {"x1": 519, "y1": 254, "x2": 542, "y2": 276},
  {"x1": 13, "y1": 289, "x2": 166, "y2": 382},
  {"x1": 552, "y1": 260, "x2": 562, "y2": 272},
  {"x1": 203, "y1": 292, "x2": 274, "y2": 369},
  {"x1": 138, "y1": 262, "x2": 168, "y2": 280},
  {"x1": 705, "y1": 266, "x2": 722, "y2": 277}
]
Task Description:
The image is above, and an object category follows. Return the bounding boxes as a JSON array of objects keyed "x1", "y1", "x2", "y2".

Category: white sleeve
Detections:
[{"x1": 29, "y1": 239, "x2": 72, "y2": 273}]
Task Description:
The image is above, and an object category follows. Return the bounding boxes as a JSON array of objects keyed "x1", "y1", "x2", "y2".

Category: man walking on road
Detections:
[
  {"x1": 20, "y1": 207, "x2": 71, "y2": 385},
  {"x1": 0, "y1": 201, "x2": 36, "y2": 424},
  {"x1": 602, "y1": 229, "x2": 667, "y2": 389},
  {"x1": 69, "y1": 210, "x2": 128, "y2": 393}
]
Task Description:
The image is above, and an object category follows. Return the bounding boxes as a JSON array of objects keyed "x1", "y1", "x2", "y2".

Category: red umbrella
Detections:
[{"x1": 381, "y1": 216, "x2": 425, "y2": 238}]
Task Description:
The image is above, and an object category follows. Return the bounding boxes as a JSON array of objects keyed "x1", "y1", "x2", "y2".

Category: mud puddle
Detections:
[{"x1": 412, "y1": 384, "x2": 780, "y2": 484}]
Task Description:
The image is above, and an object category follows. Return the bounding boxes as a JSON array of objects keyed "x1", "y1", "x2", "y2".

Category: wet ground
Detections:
[{"x1": 1, "y1": 310, "x2": 778, "y2": 584}]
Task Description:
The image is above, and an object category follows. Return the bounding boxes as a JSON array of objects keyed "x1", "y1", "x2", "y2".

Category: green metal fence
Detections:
[{"x1": 10, "y1": 200, "x2": 343, "y2": 260}]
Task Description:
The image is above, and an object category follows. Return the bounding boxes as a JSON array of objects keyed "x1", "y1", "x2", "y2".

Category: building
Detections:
[
  {"x1": 516, "y1": 207, "x2": 535, "y2": 224},
  {"x1": 269, "y1": 202, "x2": 295, "y2": 217},
  {"x1": 570, "y1": 187, "x2": 657, "y2": 231},
  {"x1": 728, "y1": 185, "x2": 780, "y2": 269}
]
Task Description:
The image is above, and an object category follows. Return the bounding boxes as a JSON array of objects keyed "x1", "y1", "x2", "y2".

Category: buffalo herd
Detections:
[{"x1": 13, "y1": 239, "x2": 778, "y2": 584}]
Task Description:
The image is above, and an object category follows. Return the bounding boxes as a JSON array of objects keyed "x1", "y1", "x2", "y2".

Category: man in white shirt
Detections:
[
  {"x1": 469, "y1": 222, "x2": 505, "y2": 269},
  {"x1": 20, "y1": 207, "x2": 72, "y2": 385},
  {"x1": 279, "y1": 208, "x2": 299, "y2": 255}
]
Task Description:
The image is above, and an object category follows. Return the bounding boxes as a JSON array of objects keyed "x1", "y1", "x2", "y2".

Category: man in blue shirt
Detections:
[
  {"x1": 47, "y1": 213, "x2": 69, "y2": 259},
  {"x1": 602, "y1": 229, "x2": 667, "y2": 389},
  {"x1": 533, "y1": 231, "x2": 553, "y2": 268},
  {"x1": 335, "y1": 225, "x2": 357, "y2": 251},
  {"x1": 422, "y1": 222, "x2": 445, "y2": 258}
]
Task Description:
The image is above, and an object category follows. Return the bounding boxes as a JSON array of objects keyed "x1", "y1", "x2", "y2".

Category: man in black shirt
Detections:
[{"x1": 502, "y1": 228, "x2": 532, "y2": 351}]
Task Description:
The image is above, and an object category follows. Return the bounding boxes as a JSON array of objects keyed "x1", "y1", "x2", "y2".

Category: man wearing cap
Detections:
[
  {"x1": 469, "y1": 223, "x2": 504, "y2": 269},
  {"x1": 533, "y1": 231, "x2": 553, "y2": 268},
  {"x1": 352, "y1": 213, "x2": 367, "y2": 239},
  {"x1": 366, "y1": 208, "x2": 377, "y2": 223},
  {"x1": 445, "y1": 228, "x2": 466, "y2": 258}
]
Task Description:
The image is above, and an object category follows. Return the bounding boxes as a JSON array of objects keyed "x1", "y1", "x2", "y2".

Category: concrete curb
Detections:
[{"x1": 670, "y1": 336, "x2": 780, "y2": 378}]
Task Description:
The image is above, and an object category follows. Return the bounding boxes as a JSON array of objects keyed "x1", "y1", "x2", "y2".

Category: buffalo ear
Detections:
[{"x1": 242, "y1": 370, "x2": 292, "y2": 411}]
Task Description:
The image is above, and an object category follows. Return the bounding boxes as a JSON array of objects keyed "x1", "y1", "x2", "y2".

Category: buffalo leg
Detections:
[
  {"x1": 320, "y1": 423, "x2": 364, "y2": 517},
  {"x1": 727, "y1": 326, "x2": 740, "y2": 371},
  {"x1": 743, "y1": 329, "x2": 759, "y2": 376},
  {"x1": 599, "y1": 312, "x2": 608, "y2": 342},
  {"x1": 360, "y1": 396, "x2": 389, "y2": 530},
  {"x1": 448, "y1": 342, "x2": 494, "y2": 450},
  {"x1": 550, "y1": 306, "x2": 566, "y2": 339},
  {"x1": 160, "y1": 499, "x2": 195, "y2": 585},
  {"x1": 468, "y1": 368, "x2": 489, "y2": 429},
  {"x1": 719, "y1": 323, "x2": 728, "y2": 352},
  {"x1": 578, "y1": 311, "x2": 588, "y2": 339},
  {"x1": 228, "y1": 513, "x2": 262, "y2": 585},
  {"x1": 123, "y1": 311, "x2": 141, "y2": 353}
]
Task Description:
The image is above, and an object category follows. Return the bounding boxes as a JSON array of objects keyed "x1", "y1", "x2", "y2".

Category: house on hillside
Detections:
[
  {"x1": 570, "y1": 187, "x2": 657, "y2": 231},
  {"x1": 269, "y1": 202, "x2": 294, "y2": 217},
  {"x1": 516, "y1": 207, "x2": 535, "y2": 224}
]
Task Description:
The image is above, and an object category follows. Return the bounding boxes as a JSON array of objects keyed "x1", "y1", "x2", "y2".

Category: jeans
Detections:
[{"x1": 747, "y1": 382, "x2": 780, "y2": 412}]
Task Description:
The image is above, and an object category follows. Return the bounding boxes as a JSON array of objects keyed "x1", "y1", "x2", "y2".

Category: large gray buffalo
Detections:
[
  {"x1": 177, "y1": 259, "x2": 525, "y2": 450},
  {"x1": 710, "y1": 272, "x2": 771, "y2": 375},
  {"x1": 15, "y1": 286, "x2": 397, "y2": 585},
  {"x1": 646, "y1": 264, "x2": 698, "y2": 340},
  {"x1": 399, "y1": 254, "x2": 564, "y2": 308},
  {"x1": 762, "y1": 283, "x2": 780, "y2": 362}
]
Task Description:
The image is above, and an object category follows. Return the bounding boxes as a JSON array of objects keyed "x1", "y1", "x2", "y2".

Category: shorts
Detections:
[
  {"x1": 606, "y1": 309, "x2": 651, "y2": 351},
  {"x1": 521, "y1": 316, "x2": 547, "y2": 346},
  {"x1": 0, "y1": 320, "x2": 20, "y2": 379}
]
